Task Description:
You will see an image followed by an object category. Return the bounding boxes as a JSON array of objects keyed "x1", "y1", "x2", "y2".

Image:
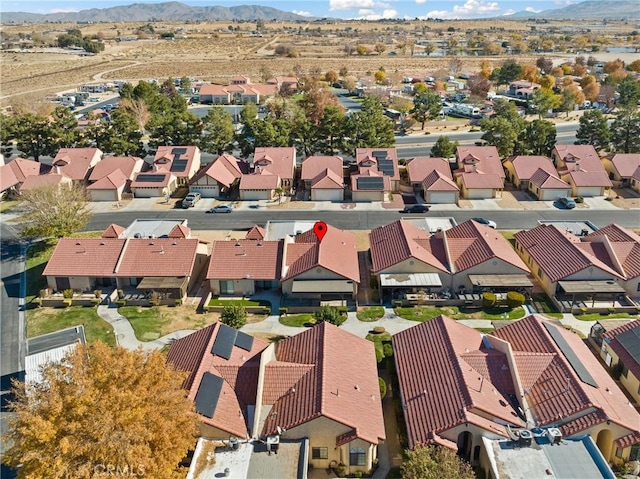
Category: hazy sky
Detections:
[{"x1": 1, "y1": 0, "x2": 579, "y2": 20}]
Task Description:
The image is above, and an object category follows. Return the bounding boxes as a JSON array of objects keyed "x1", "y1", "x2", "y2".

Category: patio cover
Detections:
[
  {"x1": 379, "y1": 273, "x2": 442, "y2": 288},
  {"x1": 291, "y1": 280, "x2": 354, "y2": 293},
  {"x1": 468, "y1": 274, "x2": 533, "y2": 288},
  {"x1": 558, "y1": 280, "x2": 625, "y2": 294},
  {"x1": 137, "y1": 277, "x2": 189, "y2": 290}
]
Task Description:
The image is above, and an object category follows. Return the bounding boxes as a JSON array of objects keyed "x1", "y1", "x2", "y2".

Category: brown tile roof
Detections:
[
  {"x1": 369, "y1": 219, "x2": 448, "y2": 273},
  {"x1": 493, "y1": 316, "x2": 640, "y2": 437},
  {"x1": 406, "y1": 157, "x2": 452, "y2": 183},
  {"x1": 102, "y1": 224, "x2": 125, "y2": 238},
  {"x1": 456, "y1": 146, "x2": 504, "y2": 177},
  {"x1": 20, "y1": 174, "x2": 71, "y2": 191},
  {"x1": 253, "y1": 147, "x2": 296, "y2": 181},
  {"x1": 190, "y1": 154, "x2": 248, "y2": 188},
  {"x1": 592, "y1": 224, "x2": 640, "y2": 243},
  {"x1": 514, "y1": 224, "x2": 624, "y2": 282},
  {"x1": 392, "y1": 316, "x2": 522, "y2": 449},
  {"x1": 447, "y1": 220, "x2": 528, "y2": 273},
  {"x1": 422, "y1": 170, "x2": 459, "y2": 192},
  {"x1": 131, "y1": 171, "x2": 174, "y2": 188},
  {"x1": 568, "y1": 170, "x2": 612, "y2": 187},
  {"x1": 239, "y1": 170, "x2": 280, "y2": 190},
  {"x1": 608, "y1": 153, "x2": 640, "y2": 178},
  {"x1": 245, "y1": 225, "x2": 266, "y2": 240},
  {"x1": 167, "y1": 224, "x2": 191, "y2": 239},
  {"x1": 87, "y1": 170, "x2": 128, "y2": 190},
  {"x1": 355, "y1": 148, "x2": 400, "y2": 181},
  {"x1": 115, "y1": 238, "x2": 199, "y2": 277},
  {"x1": 207, "y1": 240, "x2": 283, "y2": 280},
  {"x1": 43, "y1": 238, "x2": 125, "y2": 277},
  {"x1": 553, "y1": 144, "x2": 606, "y2": 174},
  {"x1": 311, "y1": 168, "x2": 343, "y2": 189},
  {"x1": 506, "y1": 155, "x2": 556, "y2": 181},
  {"x1": 300, "y1": 155, "x2": 343, "y2": 181},
  {"x1": 6, "y1": 158, "x2": 44, "y2": 182},
  {"x1": 282, "y1": 225, "x2": 360, "y2": 282},
  {"x1": 88, "y1": 156, "x2": 143, "y2": 182},
  {"x1": 52, "y1": 147, "x2": 101, "y2": 181},
  {"x1": 263, "y1": 323, "x2": 385, "y2": 445},
  {"x1": 529, "y1": 168, "x2": 569, "y2": 189},
  {"x1": 154, "y1": 146, "x2": 199, "y2": 177}
]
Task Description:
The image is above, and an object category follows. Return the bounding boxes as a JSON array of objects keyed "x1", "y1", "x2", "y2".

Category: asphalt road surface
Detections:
[{"x1": 86, "y1": 209, "x2": 640, "y2": 233}]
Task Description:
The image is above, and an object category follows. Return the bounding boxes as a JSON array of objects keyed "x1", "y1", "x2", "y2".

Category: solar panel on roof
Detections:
[
  {"x1": 357, "y1": 176, "x2": 384, "y2": 190},
  {"x1": 617, "y1": 327, "x2": 640, "y2": 363},
  {"x1": 372, "y1": 150, "x2": 387, "y2": 158},
  {"x1": 378, "y1": 159, "x2": 395, "y2": 176},
  {"x1": 170, "y1": 159, "x2": 188, "y2": 172},
  {"x1": 172, "y1": 147, "x2": 187, "y2": 155},
  {"x1": 138, "y1": 174, "x2": 166, "y2": 183},
  {"x1": 234, "y1": 331, "x2": 254, "y2": 352},
  {"x1": 194, "y1": 372, "x2": 223, "y2": 418},
  {"x1": 543, "y1": 322, "x2": 598, "y2": 388},
  {"x1": 211, "y1": 324, "x2": 238, "y2": 360}
]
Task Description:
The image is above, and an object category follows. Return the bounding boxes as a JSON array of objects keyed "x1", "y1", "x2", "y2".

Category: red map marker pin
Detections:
[{"x1": 313, "y1": 221, "x2": 328, "y2": 242}]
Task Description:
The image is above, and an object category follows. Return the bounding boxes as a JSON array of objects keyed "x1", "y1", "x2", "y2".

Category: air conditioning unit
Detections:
[
  {"x1": 546, "y1": 428, "x2": 562, "y2": 444},
  {"x1": 518, "y1": 429, "x2": 533, "y2": 447}
]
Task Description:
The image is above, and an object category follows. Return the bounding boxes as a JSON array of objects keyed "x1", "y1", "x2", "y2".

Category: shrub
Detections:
[
  {"x1": 506, "y1": 291, "x2": 525, "y2": 309},
  {"x1": 91, "y1": 298, "x2": 101, "y2": 305},
  {"x1": 63, "y1": 299, "x2": 73, "y2": 307},
  {"x1": 116, "y1": 299, "x2": 126, "y2": 307},
  {"x1": 378, "y1": 377, "x2": 387, "y2": 398},
  {"x1": 375, "y1": 347, "x2": 384, "y2": 363},
  {"x1": 372, "y1": 326, "x2": 386, "y2": 334},
  {"x1": 611, "y1": 362, "x2": 624, "y2": 380},
  {"x1": 314, "y1": 305, "x2": 342, "y2": 325},
  {"x1": 117, "y1": 289, "x2": 124, "y2": 300},
  {"x1": 393, "y1": 300, "x2": 403, "y2": 308},
  {"x1": 482, "y1": 292, "x2": 496, "y2": 308},
  {"x1": 335, "y1": 464, "x2": 347, "y2": 477},
  {"x1": 39, "y1": 289, "x2": 49, "y2": 298},
  {"x1": 174, "y1": 299, "x2": 183, "y2": 306},
  {"x1": 383, "y1": 343, "x2": 393, "y2": 358},
  {"x1": 221, "y1": 304, "x2": 247, "y2": 329},
  {"x1": 62, "y1": 288, "x2": 74, "y2": 299},
  {"x1": 575, "y1": 196, "x2": 584, "y2": 203},
  {"x1": 337, "y1": 306, "x2": 348, "y2": 315},
  {"x1": 369, "y1": 277, "x2": 379, "y2": 290},
  {"x1": 93, "y1": 289, "x2": 102, "y2": 298},
  {"x1": 279, "y1": 307, "x2": 288, "y2": 315}
]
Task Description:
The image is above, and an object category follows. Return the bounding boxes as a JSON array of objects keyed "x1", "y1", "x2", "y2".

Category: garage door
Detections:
[
  {"x1": 191, "y1": 185, "x2": 219, "y2": 198},
  {"x1": 428, "y1": 192, "x2": 457, "y2": 204},
  {"x1": 577, "y1": 186, "x2": 602, "y2": 197},
  {"x1": 313, "y1": 189, "x2": 343, "y2": 202}
]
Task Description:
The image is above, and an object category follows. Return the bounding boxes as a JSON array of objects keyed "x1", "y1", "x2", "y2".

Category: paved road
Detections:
[{"x1": 85, "y1": 208, "x2": 640, "y2": 232}]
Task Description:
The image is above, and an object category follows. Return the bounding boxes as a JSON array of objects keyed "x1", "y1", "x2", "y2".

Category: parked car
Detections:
[
  {"x1": 557, "y1": 197, "x2": 576, "y2": 209},
  {"x1": 471, "y1": 217, "x2": 497, "y2": 229},
  {"x1": 181, "y1": 192, "x2": 201, "y2": 208},
  {"x1": 402, "y1": 204, "x2": 429, "y2": 213},
  {"x1": 207, "y1": 204, "x2": 233, "y2": 213}
]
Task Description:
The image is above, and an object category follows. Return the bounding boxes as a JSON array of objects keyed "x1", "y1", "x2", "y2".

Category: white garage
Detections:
[
  {"x1": 311, "y1": 188, "x2": 344, "y2": 202},
  {"x1": 425, "y1": 191, "x2": 458, "y2": 204},
  {"x1": 190, "y1": 184, "x2": 220, "y2": 198}
]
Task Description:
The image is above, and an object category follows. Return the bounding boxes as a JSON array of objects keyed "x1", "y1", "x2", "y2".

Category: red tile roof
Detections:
[
  {"x1": 102, "y1": 224, "x2": 125, "y2": 238},
  {"x1": 168, "y1": 224, "x2": 191, "y2": 239},
  {"x1": 456, "y1": 146, "x2": 504, "y2": 177},
  {"x1": 282, "y1": 225, "x2": 360, "y2": 282},
  {"x1": 311, "y1": 168, "x2": 343, "y2": 189},
  {"x1": 43, "y1": 238, "x2": 125, "y2": 277},
  {"x1": 263, "y1": 323, "x2": 385, "y2": 445},
  {"x1": 0, "y1": 164, "x2": 19, "y2": 192},
  {"x1": 458, "y1": 172, "x2": 504, "y2": 189},
  {"x1": 446, "y1": 220, "x2": 528, "y2": 273},
  {"x1": 207, "y1": 240, "x2": 283, "y2": 280},
  {"x1": 88, "y1": 156, "x2": 143, "y2": 182},
  {"x1": 553, "y1": 144, "x2": 604, "y2": 173},
  {"x1": 20, "y1": 174, "x2": 71, "y2": 191},
  {"x1": 190, "y1": 154, "x2": 248, "y2": 188},
  {"x1": 301, "y1": 156, "x2": 343, "y2": 181},
  {"x1": 529, "y1": 168, "x2": 569, "y2": 189},
  {"x1": 3, "y1": 158, "x2": 45, "y2": 189},
  {"x1": 514, "y1": 224, "x2": 624, "y2": 282},
  {"x1": 52, "y1": 147, "x2": 101, "y2": 181},
  {"x1": 392, "y1": 316, "x2": 522, "y2": 449},
  {"x1": 350, "y1": 169, "x2": 391, "y2": 192},
  {"x1": 115, "y1": 238, "x2": 199, "y2": 277},
  {"x1": 239, "y1": 170, "x2": 280, "y2": 190},
  {"x1": 369, "y1": 220, "x2": 448, "y2": 273},
  {"x1": 87, "y1": 169, "x2": 128, "y2": 190},
  {"x1": 505, "y1": 155, "x2": 557, "y2": 181},
  {"x1": 568, "y1": 170, "x2": 612, "y2": 187},
  {"x1": 608, "y1": 153, "x2": 640, "y2": 178},
  {"x1": 253, "y1": 147, "x2": 296, "y2": 181},
  {"x1": 422, "y1": 170, "x2": 459, "y2": 192},
  {"x1": 406, "y1": 157, "x2": 452, "y2": 183},
  {"x1": 245, "y1": 225, "x2": 266, "y2": 240}
]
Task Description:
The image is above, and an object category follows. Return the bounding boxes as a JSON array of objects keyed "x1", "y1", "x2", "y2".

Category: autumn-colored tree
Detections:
[
  {"x1": 374, "y1": 67, "x2": 387, "y2": 85},
  {"x1": 2, "y1": 342, "x2": 198, "y2": 479},
  {"x1": 521, "y1": 64, "x2": 539, "y2": 83},
  {"x1": 479, "y1": 60, "x2": 492, "y2": 79},
  {"x1": 582, "y1": 82, "x2": 600, "y2": 103},
  {"x1": 356, "y1": 44, "x2": 369, "y2": 56},
  {"x1": 603, "y1": 59, "x2": 624, "y2": 74},
  {"x1": 325, "y1": 70, "x2": 339, "y2": 84},
  {"x1": 401, "y1": 445, "x2": 475, "y2": 479},
  {"x1": 627, "y1": 59, "x2": 640, "y2": 73}
]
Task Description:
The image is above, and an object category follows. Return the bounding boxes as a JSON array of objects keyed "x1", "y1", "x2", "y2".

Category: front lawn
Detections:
[
  {"x1": 279, "y1": 314, "x2": 314, "y2": 327},
  {"x1": 394, "y1": 305, "x2": 525, "y2": 322},
  {"x1": 531, "y1": 294, "x2": 563, "y2": 319},
  {"x1": 574, "y1": 312, "x2": 638, "y2": 321},
  {"x1": 27, "y1": 306, "x2": 115, "y2": 346},
  {"x1": 356, "y1": 306, "x2": 385, "y2": 322},
  {"x1": 119, "y1": 306, "x2": 169, "y2": 341},
  {"x1": 208, "y1": 297, "x2": 271, "y2": 308}
]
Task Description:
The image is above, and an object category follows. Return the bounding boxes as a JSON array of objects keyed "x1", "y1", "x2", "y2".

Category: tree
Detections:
[
  {"x1": 480, "y1": 116, "x2": 520, "y2": 157},
  {"x1": 221, "y1": 304, "x2": 247, "y2": 329},
  {"x1": 610, "y1": 108, "x2": 640, "y2": 153},
  {"x1": 536, "y1": 56, "x2": 554, "y2": 74},
  {"x1": 616, "y1": 75, "x2": 640, "y2": 109},
  {"x1": 314, "y1": 104, "x2": 346, "y2": 155},
  {"x1": 466, "y1": 74, "x2": 491, "y2": 99},
  {"x1": 11, "y1": 112, "x2": 58, "y2": 161},
  {"x1": 374, "y1": 43, "x2": 386, "y2": 54},
  {"x1": 314, "y1": 305, "x2": 342, "y2": 325},
  {"x1": 517, "y1": 119, "x2": 556, "y2": 156},
  {"x1": 530, "y1": 88, "x2": 560, "y2": 118},
  {"x1": 325, "y1": 70, "x2": 339, "y2": 84},
  {"x1": 411, "y1": 88, "x2": 442, "y2": 129},
  {"x1": 20, "y1": 184, "x2": 92, "y2": 238},
  {"x1": 430, "y1": 135, "x2": 458, "y2": 158},
  {"x1": 575, "y1": 109, "x2": 611, "y2": 152},
  {"x1": 2, "y1": 342, "x2": 197, "y2": 479},
  {"x1": 344, "y1": 96, "x2": 395, "y2": 155},
  {"x1": 401, "y1": 445, "x2": 475, "y2": 479},
  {"x1": 179, "y1": 76, "x2": 192, "y2": 94},
  {"x1": 496, "y1": 60, "x2": 523, "y2": 86},
  {"x1": 147, "y1": 110, "x2": 203, "y2": 149},
  {"x1": 200, "y1": 107, "x2": 235, "y2": 155},
  {"x1": 559, "y1": 84, "x2": 585, "y2": 117}
]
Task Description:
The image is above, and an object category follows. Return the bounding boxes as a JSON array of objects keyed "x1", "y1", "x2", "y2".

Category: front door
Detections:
[{"x1": 220, "y1": 280, "x2": 234, "y2": 295}]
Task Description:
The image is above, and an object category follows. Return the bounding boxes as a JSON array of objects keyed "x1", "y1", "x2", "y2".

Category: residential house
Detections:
[
  {"x1": 350, "y1": 170, "x2": 390, "y2": 202},
  {"x1": 167, "y1": 321, "x2": 385, "y2": 474},
  {"x1": 207, "y1": 240, "x2": 283, "y2": 295},
  {"x1": 405, "y1": 157, "x2": 459, "y2": 204},
  {"x1": 20, "y1": 173, "x2": 72, "y2": 192},
  {"x1": 514, "y1": 223, "x2": 640, "y2": 310},
  {"x1": 281, "y1": 225, "x2": 360, "y2": 302},
  {"x1": 353, "y1": 148, "x2": 400, "y2": 198},
  {"x1": 631, "y1": 166, "x2": 640, "y2": 194},
  {"x1": 130, "y1": 171, "x2": 177, "y2": 198},
  {"x1": 300, "y1": 156, "x2": 345, "y2": 201},
  {"x1": 599, "y1": 321, "x2": 640, "y2": 405},
  {"x1": 87, "y1": 156, "x2": 144, "y2": 201},
  {"x1": 507, "y1": 80, "x2": 541, "y2": 99},
  {"x1": 51, "y1": 148, "x2": 102, "y2": 183},
  {"x1": 369, "y1": 219, "x2": 531, "y2": 301},
  {"x1": 393, "y1": 315, "x2": 640, "y2": 467},
  {"x1": 527, "y1": 168, "x2": 572, "y2": 200},
  {"x1": 454, "y1": 146, "x2": 504, "y2": 199},
  {"x1": 189, "y1": 154, "x2": 249, "y2": 198},
  {"x1": 153, "y1": 146, "x2": 201, "y2": 187},
  {"x1": 87, "y1": 170, "x2": 129, "y2": 202},
  {"x1": 602, "y1": 153, "x2": 640, "y2": 186},
  {"x1": 198, "y1": 80, "x2": 278, "y2": 105},
  {"x1": 0, "y1": 158, "x2": 47, "y2": 197},
  {"x1": 503, "y1": 155, "x2": 557, "y2": 190},
  {"x1": 267, "y1": 76, "x2": 299, "y2": 93},
  {"x1": 252, "y1": 147, "x2": 296, "y2": 190},
  {"x1": 551, "y1": 144, "x2": 611, "y2": 196},
  {"x1": 239, "y1": 169, "x2": 281, "y2": 201}
]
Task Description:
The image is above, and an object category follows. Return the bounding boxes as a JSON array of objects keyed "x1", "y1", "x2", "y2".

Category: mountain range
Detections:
[{"x1": 508, "y1": 0, "x2": 640, "y2": 20}]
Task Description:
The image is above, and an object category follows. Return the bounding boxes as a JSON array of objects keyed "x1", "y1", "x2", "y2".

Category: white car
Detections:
[
  {"x1": 207, "y1": 204, "x2": 233, "y2": 213},
  {"x1": 471, "y1": 217, "x2": 497, "y2": 229}
]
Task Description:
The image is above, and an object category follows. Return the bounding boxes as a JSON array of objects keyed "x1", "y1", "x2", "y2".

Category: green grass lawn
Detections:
[
  {"x1": 365, "y1": 331, "x2": 392, "y2": 362},
  {"x1": 118, "y1": 306, "x2": 169, "y2": 341},
  {"x1": 356, "y1": 306, "x2": 385, "y2": 322},
  {"x1": 394, "y1": 305, "x2": 524, "y2": 322},
  {"x1": 0, "y1": 199, "x2": 20, "y2": 213},
  {"x1": 574, "y1": 312, "x2": 638, "y2": 321},
  {"x1": 279, "y1": 314, "x2": 314, "y2": 327},
  {"x1": 208, "y1": 297, "x2": 271, "y2": 308},
  {"x1": 27, "y1": 306, "x2": 115, "y2": 346},
  {"x1": 531, "y1": 294, "x2": 563, "y2": 319}
]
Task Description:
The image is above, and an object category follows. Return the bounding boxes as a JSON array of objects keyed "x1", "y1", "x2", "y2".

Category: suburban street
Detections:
[{"x1": 85, "y1": 208, "x2": 640, "y2": 232}]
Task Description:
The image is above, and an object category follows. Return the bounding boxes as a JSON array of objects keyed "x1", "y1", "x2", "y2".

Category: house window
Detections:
[
  {"x1": 621, "y1": 363, "x2": 629, "y2": 378},
  {"x1": 637, "y1": 283, "x2": 640, "y2": 292},
  {"x1": 349, "y1": 447, "x2": 366, "y2": 466},
  {"x1": 312, "y1": 447, "x2": 328, "y2": 460},
  {"x1": 630, "y1": 444, "x2": 640, "y2": 461},
  {"x1": 615, "y1": 447, "x2": 623, "y2": 458}
]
